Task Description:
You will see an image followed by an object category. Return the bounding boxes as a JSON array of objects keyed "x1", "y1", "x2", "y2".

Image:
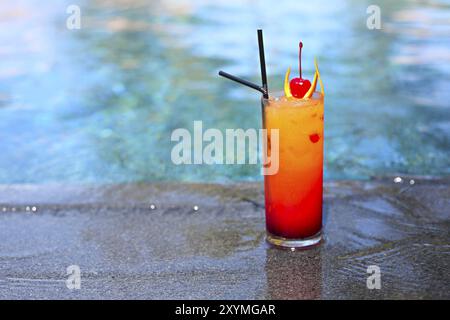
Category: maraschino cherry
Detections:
[{"x1": 289, "y1": 42, "x2": 311, "y2": 98}]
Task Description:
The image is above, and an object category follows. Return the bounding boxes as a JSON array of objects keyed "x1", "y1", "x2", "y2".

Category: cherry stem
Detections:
[{"x1": 299, "y1": 41, "x2": 303, "y2": 79}]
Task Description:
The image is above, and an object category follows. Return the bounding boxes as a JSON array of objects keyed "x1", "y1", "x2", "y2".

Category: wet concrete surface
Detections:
[{"x1": 0, "y1": 176, "x2": 449, "y2": 299}]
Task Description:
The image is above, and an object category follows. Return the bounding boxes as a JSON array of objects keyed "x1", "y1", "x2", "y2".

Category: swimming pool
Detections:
[{"x1": 0, "y1": 0, "x2": 449, "y2": 183}]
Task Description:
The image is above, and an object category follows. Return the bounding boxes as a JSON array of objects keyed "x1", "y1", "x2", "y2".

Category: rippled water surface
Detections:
[{"x1": 0, "y1": 0, "x2": 449, "y2": 183}]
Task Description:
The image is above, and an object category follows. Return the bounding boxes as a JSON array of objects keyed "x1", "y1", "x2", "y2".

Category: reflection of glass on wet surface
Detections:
[
  {"x1": 265, "y1": 247, "x2": 322, "y2": 299},
  {"x1": 0, "y1": 0, "x2": 449, "y2": 183}
]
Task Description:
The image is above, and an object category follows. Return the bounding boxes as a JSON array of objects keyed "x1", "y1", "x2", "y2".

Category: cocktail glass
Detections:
[{"x1": 262, "y1": 91, "x2": 324, "y2": 248}]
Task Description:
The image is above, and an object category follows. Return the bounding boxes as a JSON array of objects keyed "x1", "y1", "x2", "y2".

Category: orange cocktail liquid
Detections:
[{"x1": 263, "y1": 92, "x2": 324, "y2": 242}]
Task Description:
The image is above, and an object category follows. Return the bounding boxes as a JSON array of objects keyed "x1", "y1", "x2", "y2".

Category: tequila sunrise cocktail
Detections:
[
  {"x1": 262, "y1": 92, "x2": 324, "y2": 247},
  {"x1": 219, "y1": 31, "x2": 325, "y2": 249}
]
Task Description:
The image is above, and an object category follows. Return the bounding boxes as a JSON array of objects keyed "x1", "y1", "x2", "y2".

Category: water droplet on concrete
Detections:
[{"x1": 394, "y1": 177, "x2": 403, "y2": 183}]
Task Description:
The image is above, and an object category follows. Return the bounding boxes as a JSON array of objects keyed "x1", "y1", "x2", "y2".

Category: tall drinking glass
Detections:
[{"x1": 262, "y1": 91, "x2": 324, "y2": 248}]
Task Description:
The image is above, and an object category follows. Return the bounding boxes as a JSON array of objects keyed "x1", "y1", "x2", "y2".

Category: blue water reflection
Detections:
[{"x1": 0, "y1": 0, "x2": 449, "y2": 183}]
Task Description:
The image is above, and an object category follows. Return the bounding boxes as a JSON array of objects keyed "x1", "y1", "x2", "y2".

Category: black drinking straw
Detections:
[
  {"x1": 257, "y1": 29, "x2": 269, "y2": 99},
  {"x1": 218, "y1": 30, "x2": 269, "y2": 99},
  {"x1": 218, "y1": 71, "x2": 266, "y2": 95}
]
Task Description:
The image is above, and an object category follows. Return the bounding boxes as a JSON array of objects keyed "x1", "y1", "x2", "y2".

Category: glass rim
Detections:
[{"x1": 262, "y1": 91, "x2": 324, "y2": 104}]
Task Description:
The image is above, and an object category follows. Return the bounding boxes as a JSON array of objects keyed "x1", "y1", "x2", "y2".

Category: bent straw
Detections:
[
  {"x1": 218, "y1": 71, "x2": 266, "y2": 95},
  {"x1": 218, "y1": 30, "x2": 270, "y2": 99}
]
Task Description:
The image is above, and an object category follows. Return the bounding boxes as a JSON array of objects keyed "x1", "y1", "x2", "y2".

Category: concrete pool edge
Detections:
[
  {"x1": 0, "y1": 175, "x2": 448, "y2": 299},
  {"x1": 1, "y1": 175, "x2": 448, "y2": 207}
]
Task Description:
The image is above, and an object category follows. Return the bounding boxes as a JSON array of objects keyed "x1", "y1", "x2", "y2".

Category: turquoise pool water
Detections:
[{"x1": 0, "y1": 0, "x2": 449, "y2": 183}]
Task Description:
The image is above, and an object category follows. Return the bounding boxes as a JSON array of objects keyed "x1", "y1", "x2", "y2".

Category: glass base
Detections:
[{"x1": 266, "y1": 230, "x2": 322, "y2": 249}]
